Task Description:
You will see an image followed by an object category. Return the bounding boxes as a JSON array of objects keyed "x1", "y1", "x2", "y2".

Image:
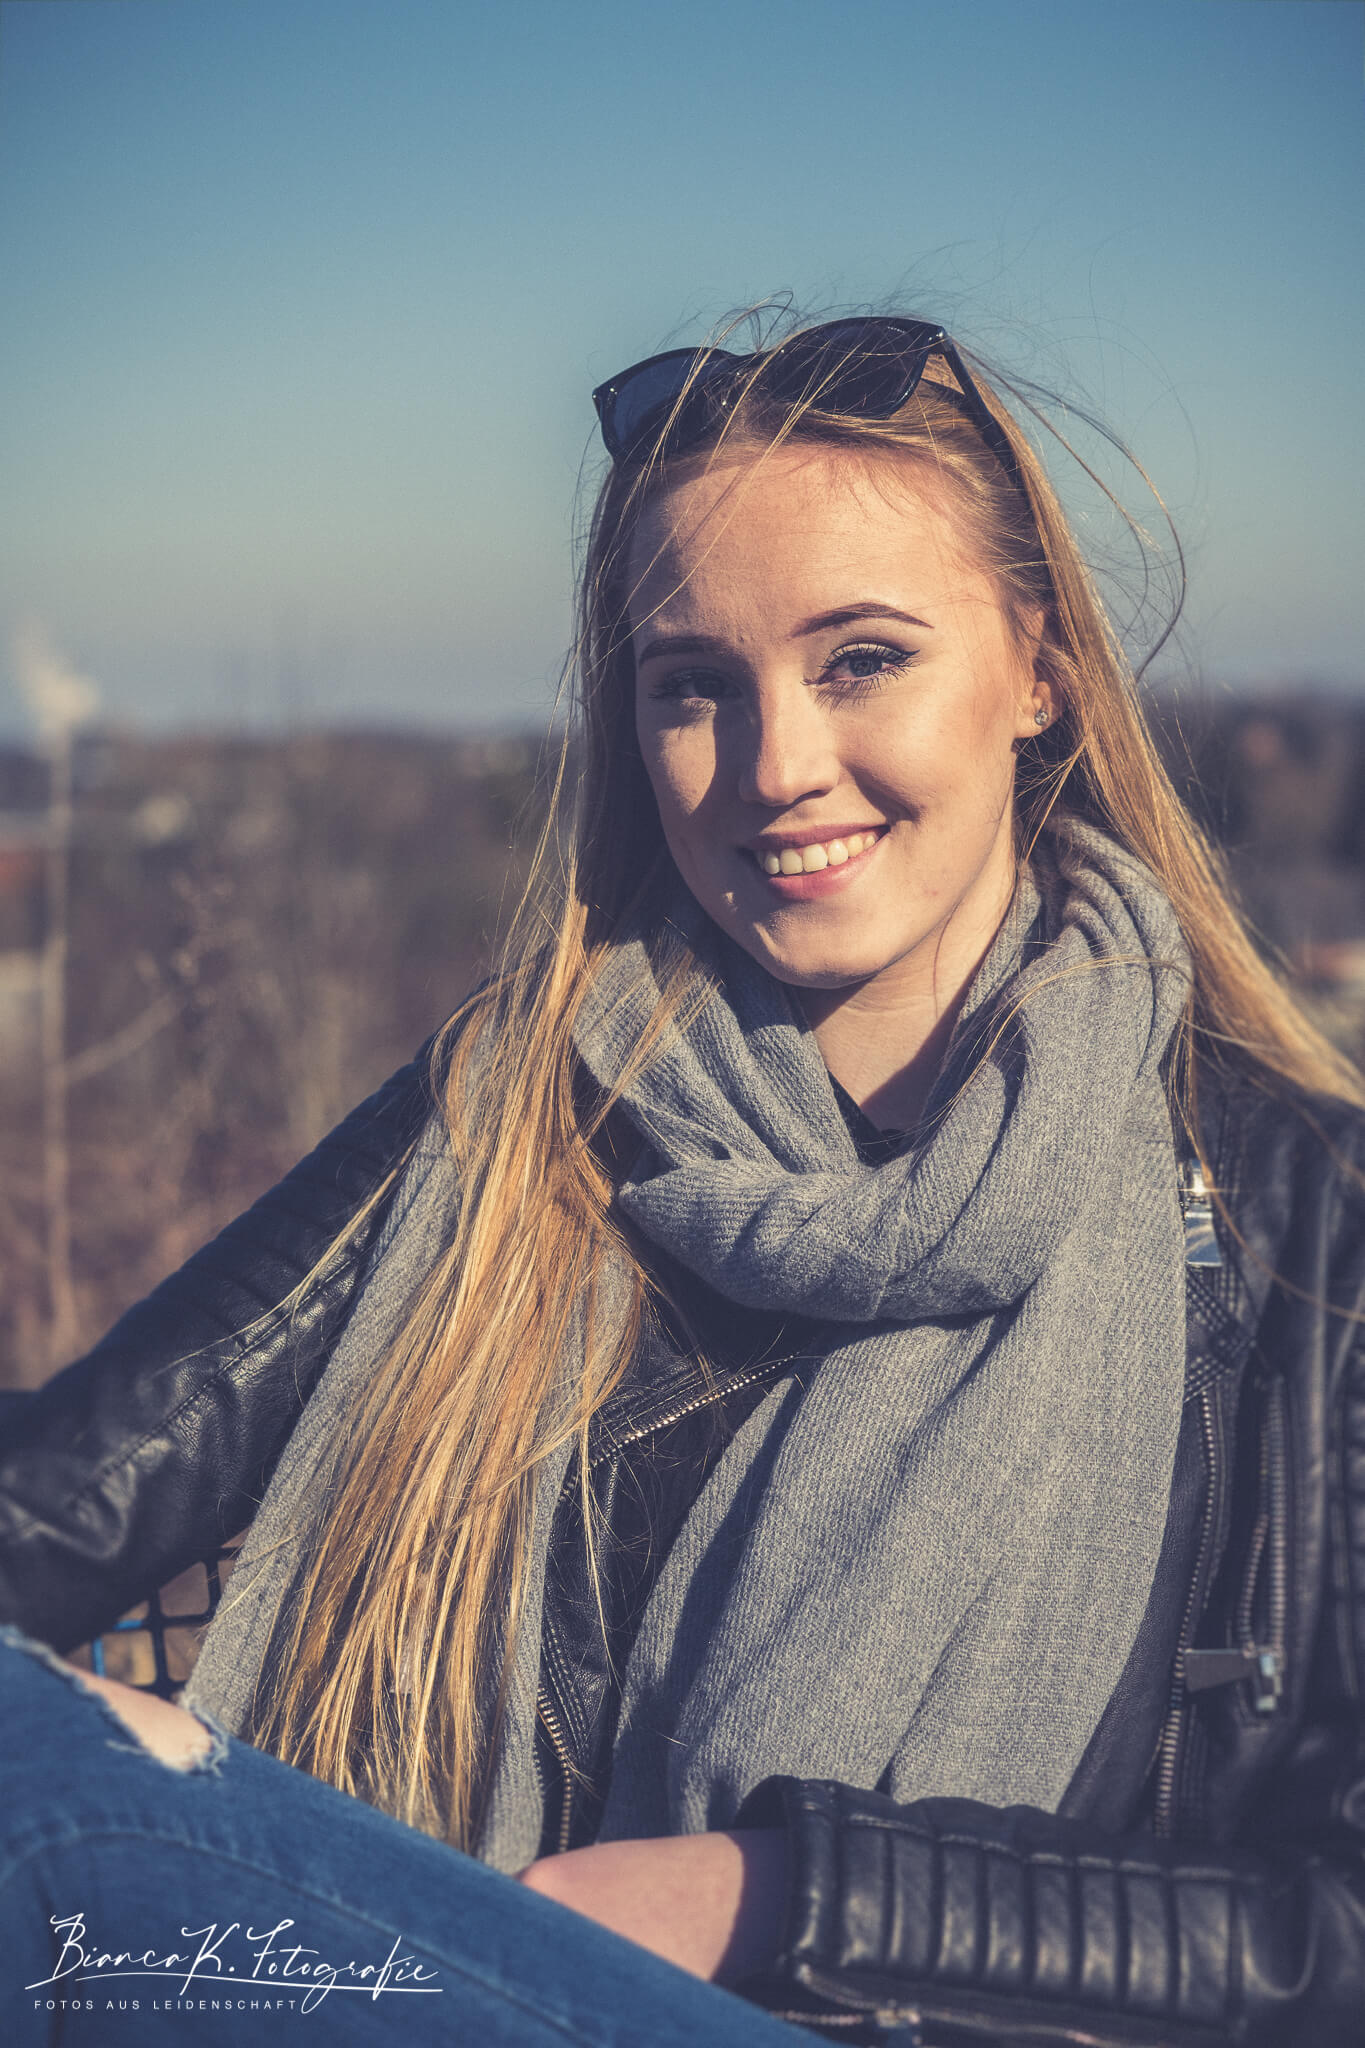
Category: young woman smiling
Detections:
[
  {"x1": 1, "y1": 315, "x2": 1363, "y2": 2048},
  {"x1": 629, "y1": 438, "x2": 1052, "y2": 1128}
]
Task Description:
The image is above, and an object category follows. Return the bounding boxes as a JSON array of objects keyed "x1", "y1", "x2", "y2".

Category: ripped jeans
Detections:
[{"x1": 0, "y1": 1631, "x2": 807, "y2": 2046}]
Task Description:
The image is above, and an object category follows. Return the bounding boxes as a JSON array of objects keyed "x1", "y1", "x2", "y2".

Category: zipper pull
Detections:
[
  {"x1": 1251, "y1": 1647, "x2": 1284, "y2": 1713},
  {"x1": 1184, "y1": 1645, "x2": 1282, "y2": 1711},
  {"x1": 1180, "y1": 1155, "x2": 1223, "y2": 1267}
]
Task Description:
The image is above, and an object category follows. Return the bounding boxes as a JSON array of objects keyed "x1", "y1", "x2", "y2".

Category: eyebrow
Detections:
[
  {"x1": 796, "y1": 603, "x2": 933, "y2": 636},
  {"x1": 634, "y1": 602, "x2": 933, "y2": 666}
]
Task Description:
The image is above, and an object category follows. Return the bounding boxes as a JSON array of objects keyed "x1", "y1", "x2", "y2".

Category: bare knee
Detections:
[{"x1": 76, "y1": 1669, "x2": 217, "y2": 1771}]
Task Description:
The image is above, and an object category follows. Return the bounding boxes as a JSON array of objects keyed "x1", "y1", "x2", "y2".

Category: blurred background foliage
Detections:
[
  {"x1": 0, "y1": 727, "x2": 543, "y2": 1383},
  {"x1": 2, "y1": 696, "x2": 1364, "y2": 1387}
]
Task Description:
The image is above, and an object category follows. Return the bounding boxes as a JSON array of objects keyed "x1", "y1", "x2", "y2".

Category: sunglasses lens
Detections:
[
  {"x1": 597, "y1": 320, "x2": 951, "y2": 463},
  {"x1": 764, "y1": 320, "x2": 933, "y2": 416},
  {"x1": 602, "y1": 351, "x2": 721, "y2": 460}
]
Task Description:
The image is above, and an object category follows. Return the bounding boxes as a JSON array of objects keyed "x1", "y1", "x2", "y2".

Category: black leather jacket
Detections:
[{"x1": 1, "y1": 1050, "x2": 1363, "y2": 2048}]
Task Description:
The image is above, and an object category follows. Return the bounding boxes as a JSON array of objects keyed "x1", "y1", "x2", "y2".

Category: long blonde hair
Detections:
[{"x1": 255, "y1": 315, "x2": 1364, "y2": 1844}]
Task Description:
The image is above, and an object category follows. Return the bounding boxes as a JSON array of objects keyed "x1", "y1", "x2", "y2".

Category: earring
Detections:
[{"x1": 1033, "y1": 707, "x2": 1049, "y2": 728}]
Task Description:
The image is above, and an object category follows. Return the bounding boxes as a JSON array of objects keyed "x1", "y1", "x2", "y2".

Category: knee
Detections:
[
  {"x1": 74, "y1": 1670, "x2": 221, "y2": 1773},
  {"x1": 1, "y1": 1629, "x2": 228, "y2": 1789}
]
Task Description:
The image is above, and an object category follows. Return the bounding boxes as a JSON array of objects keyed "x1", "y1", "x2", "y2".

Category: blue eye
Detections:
[
  {"x1": 820, "y1": 642, "x2": 915, "y2": 694},
  {"x1": 643, "y1": 641, "x2": 915, "y2": 708},
  {"x1": 647, "y1": 669, "x2": 731, "y2": 705}
]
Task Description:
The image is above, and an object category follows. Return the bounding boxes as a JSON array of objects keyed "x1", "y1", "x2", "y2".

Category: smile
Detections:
[{"x1": 751, "y1": 829, "x2": 884, "y2": 876}]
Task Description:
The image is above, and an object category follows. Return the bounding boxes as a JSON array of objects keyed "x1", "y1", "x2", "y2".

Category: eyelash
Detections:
[{"x1": 648, "y1": 640, "x2": 917, "y2": 704}]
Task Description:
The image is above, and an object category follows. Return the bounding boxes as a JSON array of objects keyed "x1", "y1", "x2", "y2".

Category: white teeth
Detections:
[{"x1": 757, "y1": 830, "x2": 880, "y2": 875}]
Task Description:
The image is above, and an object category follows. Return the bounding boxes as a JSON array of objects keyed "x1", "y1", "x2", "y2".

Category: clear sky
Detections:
[{"x1": 0, "y1": 0, "x2": 1361, "y2": 735}]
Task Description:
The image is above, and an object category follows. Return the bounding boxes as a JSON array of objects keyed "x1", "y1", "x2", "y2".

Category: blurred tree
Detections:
[{"x1": 0, "y1": 728, "x2": 546, "y2": 1386}]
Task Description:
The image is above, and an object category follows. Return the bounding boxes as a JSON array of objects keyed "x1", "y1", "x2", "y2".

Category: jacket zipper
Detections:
[
  {"x1": 538, "y1": 1356, "x2": 796, "y2": 1854},
  {"x1": 536, "y1": 1686, "x2": 576, "y2": 1855},
  {"x1": 765, "y1": 1970, "x2": 923, "y2": 2034},
  {"x1": 1155, "y1": 1369, "x2": 1291, "y2": 1834},
  {"x1": 587, "y1": 1359, "x2": 794, "y2": 1470},
  {"x1": 767, "y1": 1977, "x2": 1133, "y2": 2045},
  {"x1": 1153, "y1": 1386, "x2": 1218, "y2": 1836},
  {"x1": 1261, "y1": 1376, "x2": 1288, "y2": 1705},
  {"x1": 1237, "y1": 1376, "x2": 1287, "y2": 1713}
]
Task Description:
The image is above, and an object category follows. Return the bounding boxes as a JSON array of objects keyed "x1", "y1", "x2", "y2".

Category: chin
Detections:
[{"x1": 742, "y1": 932, "x2": 906, "y2": 991}]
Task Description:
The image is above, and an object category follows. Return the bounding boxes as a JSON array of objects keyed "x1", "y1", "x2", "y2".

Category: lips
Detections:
[
  {"x1": 749, "y1": 827, "x2": 885, "y2": 876},
  {"x1": 741, "y1": 826, "x2": 889, "y2": 902}
]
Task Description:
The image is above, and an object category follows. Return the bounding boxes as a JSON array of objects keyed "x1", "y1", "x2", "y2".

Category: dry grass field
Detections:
[
  {"x1": 2, "y1": 694, "x2": 1364, "y2": 1388},
  {"x1": 0, "y1": 727, "x2": 544, "y2": 1385}
]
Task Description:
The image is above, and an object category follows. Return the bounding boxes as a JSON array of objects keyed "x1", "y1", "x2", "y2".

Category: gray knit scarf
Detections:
[{"x1": 187, "y1": 822, "x2": 1190, "y2": 1874}]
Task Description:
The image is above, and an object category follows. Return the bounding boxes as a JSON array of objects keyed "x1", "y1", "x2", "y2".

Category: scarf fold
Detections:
[{"x1": 187, "y1": 821, "x2": 1190, "y2": 1872}]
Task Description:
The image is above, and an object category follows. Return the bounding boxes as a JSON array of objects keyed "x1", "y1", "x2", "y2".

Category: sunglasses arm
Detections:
[{"x1": 933, "y1": 340, "x2": 1026, "y2": 494}]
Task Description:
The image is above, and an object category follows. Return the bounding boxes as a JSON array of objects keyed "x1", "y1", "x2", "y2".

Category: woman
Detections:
[{"x1": 2, "y1": 315, "x2": 1363, "y2": 2046}]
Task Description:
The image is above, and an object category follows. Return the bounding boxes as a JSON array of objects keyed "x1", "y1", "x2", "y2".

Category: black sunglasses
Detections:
[{"x1": 592, "y1": 317, "x2": 1023, "y2": 490}]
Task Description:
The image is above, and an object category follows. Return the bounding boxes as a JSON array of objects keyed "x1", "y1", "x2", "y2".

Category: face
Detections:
[{"x1": 629, "y1": 443, "x2": 1050, "y2": 1007}]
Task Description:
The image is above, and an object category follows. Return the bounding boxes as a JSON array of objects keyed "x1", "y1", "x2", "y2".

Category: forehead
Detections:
[{"x1": 624, "y1": 443, "x2": 989, "y2": 631}]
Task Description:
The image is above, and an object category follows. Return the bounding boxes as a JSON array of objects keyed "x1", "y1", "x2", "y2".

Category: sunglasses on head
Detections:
[{"x1": 592, "y1": 316, "x2": 1023, "y2": 490}]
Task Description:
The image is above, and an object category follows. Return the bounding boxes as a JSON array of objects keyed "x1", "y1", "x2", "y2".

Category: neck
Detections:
[
  {"x1": 800, "y1": 976, "x2": 965, "y2": 1133},
  {"x1": 799, "y1": 876, "x2": 1019, "y2": 1132}
]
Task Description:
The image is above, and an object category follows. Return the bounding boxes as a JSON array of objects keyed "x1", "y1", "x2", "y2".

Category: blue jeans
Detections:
[{"x1": 0, "y1": 1632, "x2": 810, "y2": 2045}]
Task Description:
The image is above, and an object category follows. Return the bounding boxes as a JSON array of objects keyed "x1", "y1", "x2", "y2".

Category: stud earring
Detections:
[{"x1": 1033, "y1": 707, "x2": 1049, "y2": 728}]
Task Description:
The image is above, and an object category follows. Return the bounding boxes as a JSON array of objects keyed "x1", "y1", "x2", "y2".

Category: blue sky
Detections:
[{"x1": 1, "y1": 0, "x2": 1361, "y2": 734}]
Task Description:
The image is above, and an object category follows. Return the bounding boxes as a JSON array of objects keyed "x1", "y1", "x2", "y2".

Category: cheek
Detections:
[
  {"x1": 638, "y1": 737, "x2": 683, "y2": 834},
  {"x1": 864, "y1": 692, "x2": 999, "y2": 804},
  {"x1": 864, "y1": 682, "x2": 1019, "y2": 830},
  {"x1": 637, "y1": 718, "x2": 715, "y2": 830},
  {"x1": 966, "y1": 693, "x2": 1023, "y2": 788},
  {"x1": 635, "y1": 701, "x2": 676, "y2": 820},
  {"x1": 950, "y1": 655, "x2": 1031, "y2": 791}
]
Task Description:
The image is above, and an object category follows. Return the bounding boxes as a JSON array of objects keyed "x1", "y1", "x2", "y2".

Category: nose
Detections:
[{"x1": 735, "y1": 681, "x2": 840, "y2": 811}]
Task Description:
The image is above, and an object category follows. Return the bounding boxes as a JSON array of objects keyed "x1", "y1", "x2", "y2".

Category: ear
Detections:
[{"x1": 1010, "y1": 607, "x2": 1055, "y2": 740}]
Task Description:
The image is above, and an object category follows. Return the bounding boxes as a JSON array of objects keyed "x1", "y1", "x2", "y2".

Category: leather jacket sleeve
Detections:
[
  {"x1": 0, "y1": 1051, "x2": 434, "y2": 1653},
  {"x1": 735, "y1": 1769, "x2": 1365, "y2": 2047}
]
